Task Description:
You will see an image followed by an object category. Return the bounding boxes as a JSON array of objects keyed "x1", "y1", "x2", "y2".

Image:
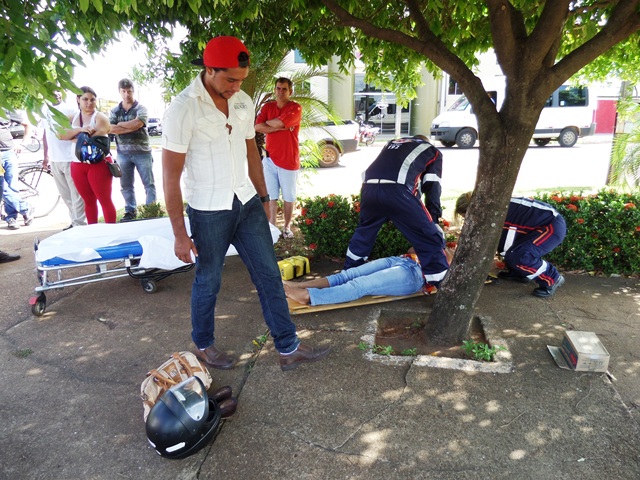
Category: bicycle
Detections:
[
  {"x1": 1, "y1": 159, "x2": 61, "y2": 220},
  {"x1": 21, "y1": 132, "x2": 41, "y2": 153}
]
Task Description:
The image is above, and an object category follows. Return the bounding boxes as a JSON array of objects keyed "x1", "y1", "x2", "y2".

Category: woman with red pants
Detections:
[{"x1": 61, "y1": 86, "x2": 116, "y2": 224}]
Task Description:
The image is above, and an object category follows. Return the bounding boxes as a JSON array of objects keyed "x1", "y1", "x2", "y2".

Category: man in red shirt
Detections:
[{"x1": 255, "y1": 78, "x2": 302, "y2": 238}]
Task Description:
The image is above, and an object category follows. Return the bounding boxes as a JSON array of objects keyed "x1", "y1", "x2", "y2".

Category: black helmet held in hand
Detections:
[{"x1": 145, "y1": 376, "x2": 221, "y2": 459}]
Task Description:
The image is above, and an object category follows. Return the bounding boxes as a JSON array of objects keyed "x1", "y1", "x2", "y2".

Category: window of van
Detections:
[
  {"x1": 449, "y1": 96, "x2": 470, "y2": 111},
  {"x1": 558, "y1": 86, "x2": 588, "y2": 107}
]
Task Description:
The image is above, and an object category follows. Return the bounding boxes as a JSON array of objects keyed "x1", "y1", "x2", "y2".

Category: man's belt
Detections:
[{"x1": 364, "y1": 179, "x2": 397, "y2": 184}]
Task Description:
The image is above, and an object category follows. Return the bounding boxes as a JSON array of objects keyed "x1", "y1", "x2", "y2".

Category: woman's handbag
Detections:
[
  {"x1": 105, "y1": 155, "x2": 122, "y2": 177},
  {"x1": 140, "y1": 351, "x2": 213, "y2": 421}
]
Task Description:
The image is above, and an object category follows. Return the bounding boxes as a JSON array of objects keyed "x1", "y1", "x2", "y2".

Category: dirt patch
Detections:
[{"x1": 374, "y1": 311, "x2": 487, "y2": 359}]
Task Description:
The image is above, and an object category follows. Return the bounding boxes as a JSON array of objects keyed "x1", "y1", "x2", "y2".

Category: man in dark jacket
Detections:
[
  {"x1": 455, "y1": 192, "x2": 566, "y2": 297},
  {"x1": 344, "y1": 135, "x2": 448, "y2": 290}
]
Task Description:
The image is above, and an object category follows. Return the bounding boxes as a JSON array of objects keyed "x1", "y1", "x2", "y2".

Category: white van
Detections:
[{"x1": 430, "y1": 84, "x2": 596, "y2": 148}]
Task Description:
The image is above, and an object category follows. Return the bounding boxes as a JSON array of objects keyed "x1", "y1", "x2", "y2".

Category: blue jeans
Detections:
[
  {"x1": 187, "y1": 195, "x2": 299, "y2": 353},
  {"x1": 118, "y1": 151, "x2": 156, "y2": 214},
  {"x1": 1, "y1": 150, "x2": 30, "y2": 221},
  {"x1": 308, "y1": 256, "x2": 425, "y2": 306}
]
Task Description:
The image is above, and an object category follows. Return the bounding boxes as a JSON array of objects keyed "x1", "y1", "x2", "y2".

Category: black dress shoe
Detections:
[
  {"x1": 210, "y1": 385, "x2": 233, "y2": 403},
  {"x1": 497, "y1": 269, "x2": 530, "y2": 283},
  {"x1": 533, "y1": 275, "x2": 565, "y2": 298},
  {"x1": 0, "y1": 250, "x2": 20, "y2": 263},
  {"x1": 218, "y1": 397, "x2": 238, "y2": 418},
  {"x1": 194, "y1": 345, "x2": 236, "y2": 370},
  {"x1": 279, "y1": 342, "x2": 331, "y2": 371}
]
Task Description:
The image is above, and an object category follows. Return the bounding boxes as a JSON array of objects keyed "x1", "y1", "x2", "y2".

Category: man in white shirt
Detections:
[
  {"x1": 162, "y1": 36, "x2": 330, "y2": 372},
  {"x1": 42, "y1": 91, "x2": 86, "y2": 229}
]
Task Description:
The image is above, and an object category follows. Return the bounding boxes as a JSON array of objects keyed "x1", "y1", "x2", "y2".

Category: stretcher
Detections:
[
  {"x1": 287, "y1": 292, "x2": 426, "y2": 315},
  {"x1": 30, "y1": 217, "x2": 281, "y2": 317}
]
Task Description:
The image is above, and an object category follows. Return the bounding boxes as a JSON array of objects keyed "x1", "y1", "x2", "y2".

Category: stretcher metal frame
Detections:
[{"x1": 30, "y1": 239, "x2": 193, "y2": 317}]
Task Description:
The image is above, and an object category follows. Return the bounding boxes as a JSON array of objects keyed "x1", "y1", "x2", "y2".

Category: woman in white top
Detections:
[{"x1": 61, "y1": 86, "x2": 116, "y2": 223}]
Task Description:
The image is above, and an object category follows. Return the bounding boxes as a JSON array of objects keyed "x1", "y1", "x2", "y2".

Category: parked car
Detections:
[
  {"x1": 147, "y1": 117, "x2": 162, "y2": 136},
  {"x1": 299, "y1": 119, "x2": 360, "y2": 168}
]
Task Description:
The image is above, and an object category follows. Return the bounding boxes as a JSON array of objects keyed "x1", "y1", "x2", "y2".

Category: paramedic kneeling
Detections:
[
  {"x1": 162, "y1": 36, "x2": 330, "y2": 372},
  {"x1": 454, "y1": 192, "x2": 566, "y2": 298}
]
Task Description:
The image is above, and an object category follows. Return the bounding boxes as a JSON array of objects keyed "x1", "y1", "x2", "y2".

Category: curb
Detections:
[{"x1": 361, "y1": 309, "x2": 515, "y2": 373}]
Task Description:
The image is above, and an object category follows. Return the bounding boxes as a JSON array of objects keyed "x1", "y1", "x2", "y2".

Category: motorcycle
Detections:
[
  {"x1": 148, "y1": 125, "x2": 162, "y2": 137},
  {"x1": 357, "y1": 118, "x2": 380, "y2": 146}
]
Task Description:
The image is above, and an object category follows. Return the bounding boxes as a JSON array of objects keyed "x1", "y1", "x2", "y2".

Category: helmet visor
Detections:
[{"x1": 170, "y1": 377, "x2": 207, "y2": 421}]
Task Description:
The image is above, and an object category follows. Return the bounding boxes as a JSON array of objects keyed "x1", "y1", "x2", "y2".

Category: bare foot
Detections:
[{"x1": 283, "y1": 283, "x2": 311, "y2": 305}]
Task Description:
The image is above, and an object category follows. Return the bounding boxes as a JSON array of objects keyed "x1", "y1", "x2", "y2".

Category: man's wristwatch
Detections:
[{"x1": 260, "y1": 195, "x2": 270, "y2": 203}]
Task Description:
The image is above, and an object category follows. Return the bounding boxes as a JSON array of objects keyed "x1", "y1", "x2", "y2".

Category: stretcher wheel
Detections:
[
  {"x1": 141, "y1": 279, "x2": 157, "y2": 294},
  {"x1": 30, "y1": 294, "x2": 47, "y2": 317}
]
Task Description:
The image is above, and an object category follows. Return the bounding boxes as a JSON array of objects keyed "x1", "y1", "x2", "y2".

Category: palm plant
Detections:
[
  {"x1": 608, "y1": 94, "x2": 640, "y2": 189},
  {"x1": 242, "y1": 50, "x2": 344, "y2": 167}
]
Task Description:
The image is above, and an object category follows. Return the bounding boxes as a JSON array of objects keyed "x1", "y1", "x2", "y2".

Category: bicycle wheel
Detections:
[
  {"x1": 24, "y1": 137, "x2": 41, "y2": 153},
  {"x1": 18, "y1": 166, "x2": 61, "y2": 217}
]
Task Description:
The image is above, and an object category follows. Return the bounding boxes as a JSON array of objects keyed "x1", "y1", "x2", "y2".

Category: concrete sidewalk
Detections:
[{"x1": 1, "y1": 224, "x2": 639, "y2": 479}]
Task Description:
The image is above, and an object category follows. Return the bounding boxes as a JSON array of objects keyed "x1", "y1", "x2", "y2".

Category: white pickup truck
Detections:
[{"x1": 299, "y1": 119, "x2": 360, "y2": 167}]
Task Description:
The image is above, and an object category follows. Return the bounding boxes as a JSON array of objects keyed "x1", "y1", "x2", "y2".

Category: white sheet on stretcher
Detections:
[{"x1": 36, "y1": 217, "x2": 282, "y2": 270}]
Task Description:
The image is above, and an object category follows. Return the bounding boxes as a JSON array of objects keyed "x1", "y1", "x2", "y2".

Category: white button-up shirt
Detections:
[{"x1": 162, "y1": 73, "x2": 257, "y2": 211}]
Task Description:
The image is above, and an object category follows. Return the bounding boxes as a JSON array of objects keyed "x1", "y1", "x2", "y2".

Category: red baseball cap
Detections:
[{"x1": 191, "y1": 36, "x2": 250, "y2": 68}]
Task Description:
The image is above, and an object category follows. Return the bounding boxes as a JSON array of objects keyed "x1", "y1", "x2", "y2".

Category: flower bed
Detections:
[{"x1": 295, "y1": 189, "x2": 640, "y2": 275}]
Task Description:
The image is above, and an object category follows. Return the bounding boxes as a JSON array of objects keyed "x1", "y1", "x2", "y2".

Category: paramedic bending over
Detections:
[
  {"x1": 454, "y1": 192, "x2": 566, "y2": 298},
  {"x1": 283, "y1": 254, "x2": 427, "y2": 306}
]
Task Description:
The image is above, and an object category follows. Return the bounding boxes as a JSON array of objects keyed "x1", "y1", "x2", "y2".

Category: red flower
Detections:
[
  {"x1": 320, "y1": 212, "x2": 328, "y2": 219},
  {"x1": 446, "y1": 241, "x2": 457, "y2": 249},
  {"x1": 636, "y1": 226, "x2": 640, "y2": 232},
  {"x1": 327, "y1": 201, "x2": 335, "y2": 208},
  {"x1": 300, "y1": 208, "x2": 308, "y2": 217},
  {"x1": 309, "y1": 243, "x2": 317, "y2": 250},
  {"x1": 566, "y1": 204, "x2": 578, "y2": 211},
  {"x1": 624, "y1": 202, "x2": 636, "y2": 209},
  {"x1": 305, "y1": 218, "x2": 313, "y2": 225},
  {"x1": 570, "y1": 195, "x2": 582, "y2": 203},
  {"x1": 441, "y1": 219, "x2": 450, "y2": 227},
  {"x1": 613, "y1": 247, "x2": 621, "y2": 253},
  {"x1": 577, "y1": 218, "x2": 584, "y2": 224},
  {"x1": 550, "y1": 195, "x2": 563, "y2": 203}
]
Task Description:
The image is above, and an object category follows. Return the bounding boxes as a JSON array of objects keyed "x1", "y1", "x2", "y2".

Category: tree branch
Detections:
[
  {"x1": 320, "y1": 0, "x2": 483, "y2": 100},
  {"x1": 485, "y1": 0, "x2": 528, "y2": 78},
  {"x1": 552, "y1": 0, "x2": 640, "y2": 81},
  {"x1": 526, "y1": 0, "x2": 572, "y2": 66}
]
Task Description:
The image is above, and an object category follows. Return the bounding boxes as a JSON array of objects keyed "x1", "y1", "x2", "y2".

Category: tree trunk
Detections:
[{"x1": 426, "y1": 110, "x2": 537, "y2": 345}]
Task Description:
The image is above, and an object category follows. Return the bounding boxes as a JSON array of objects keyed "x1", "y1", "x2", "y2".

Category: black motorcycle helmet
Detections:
[{"x1": 145, "y1": 376, "x2": 221, "y2": 459}]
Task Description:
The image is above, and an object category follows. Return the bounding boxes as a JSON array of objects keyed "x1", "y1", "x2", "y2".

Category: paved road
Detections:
[
  {"x1": 298, "y1": 135, "x2": 614, "y2": 203},
  {"x1": 10, "y1": 134, "x2": 613, "y2": 233}
]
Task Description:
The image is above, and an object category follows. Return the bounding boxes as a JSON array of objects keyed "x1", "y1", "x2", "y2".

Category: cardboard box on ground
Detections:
[{"x1": 548, "y1": 331, "x2": 610, "y2": 373}]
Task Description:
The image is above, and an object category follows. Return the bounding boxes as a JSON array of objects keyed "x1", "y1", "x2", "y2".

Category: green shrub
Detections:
[
  {"x1": 137, "y1": 202, "x2": 166, "y2": 219},
  {"x1": 295, "y1": 194, "x2": 410, "y2": 259},
  {"x1": 536, "y1": 189, "x2": 640, "y2": 274},
  {"x1": 295, "y1": 189, "x2": 640, "y2": 275}
]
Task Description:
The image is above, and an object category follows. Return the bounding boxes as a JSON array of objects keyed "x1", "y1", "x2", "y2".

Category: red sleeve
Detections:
[
  {"x1": 279, "y1": 102, "x2": 302, "y2": 128},
  {"x1": 255, "y1": 102, "x2": 273, "y2": 125}
]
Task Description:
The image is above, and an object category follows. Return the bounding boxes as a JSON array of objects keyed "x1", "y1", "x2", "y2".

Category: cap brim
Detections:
[{"x1": 190, "y1": 58, "x2": 204, "y2": 66}]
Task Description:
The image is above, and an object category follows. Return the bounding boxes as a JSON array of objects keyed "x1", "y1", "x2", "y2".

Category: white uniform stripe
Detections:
[
  {"x1": 425, "y1": 269, "x2": 448, "y2": 282},
  {"x1": 500, "y1": 226, "x2": 518, "y2": 256},
  {"x1": 527, "y1": 260, "x2": 547, "y2": 279},
  {"x1": 421, "y1": 173, "x2": 441, "y2": 184},
  {"x1": 396, "y1": 144, "x2": 431, "y2": 184}
]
